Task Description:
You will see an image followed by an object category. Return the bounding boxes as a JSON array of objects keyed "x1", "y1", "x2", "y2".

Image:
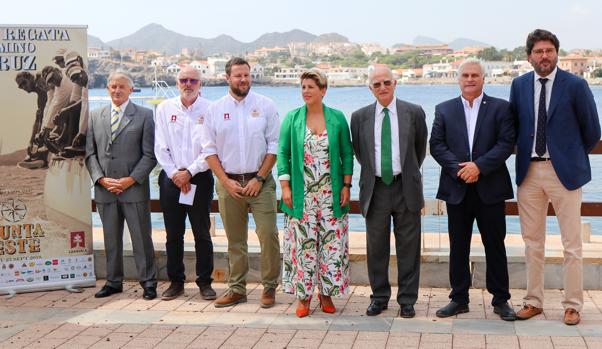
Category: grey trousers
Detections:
[
  {"x1": 365, "y1": 177, "x2": 421, "y2": 305},
  {"x1": 97, "y1": 201, "x2": 157, "y2": 288}
]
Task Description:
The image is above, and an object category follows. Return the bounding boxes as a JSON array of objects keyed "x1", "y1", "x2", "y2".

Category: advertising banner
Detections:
[{"x1": 0, "y1": 25, "x2": 95, "y2": 295}]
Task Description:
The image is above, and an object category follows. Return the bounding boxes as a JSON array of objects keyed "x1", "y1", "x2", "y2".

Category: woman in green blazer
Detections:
[{"x1": 277, "y1": 69, "x2": 353, "y2": 317}]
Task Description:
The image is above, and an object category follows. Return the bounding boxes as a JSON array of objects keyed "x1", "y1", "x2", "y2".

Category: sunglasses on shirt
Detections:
[{"x1": 179, "y1": 78, "x2": 200, "y2": 85}]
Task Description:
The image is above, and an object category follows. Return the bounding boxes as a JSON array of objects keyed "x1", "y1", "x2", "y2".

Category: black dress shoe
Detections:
[
  {"x1": 493, "y1": 302, "x2": 516, "y2": 321},
  {"x1": 400, "y1": 304, "x2": 415, "y2": 318},
  {"x1": 142, "y1": 287, "x2": 157, "y2": 300},
  {"x1": 366, "y1": 300, "x2": 388, "y2": 316},
  {"x1": 94, "y1": 285, "x2": 122, "y2": 298},
  {"x1": 436, "y1": 301, "x2": 469, "y2": 318}
]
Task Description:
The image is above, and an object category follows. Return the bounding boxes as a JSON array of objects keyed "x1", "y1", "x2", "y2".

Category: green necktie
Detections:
[{"x1": 381, "y1": 107, "x2": 393, "y2": 185}]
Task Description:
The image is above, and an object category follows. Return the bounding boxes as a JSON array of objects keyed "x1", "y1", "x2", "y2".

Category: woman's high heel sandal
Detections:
[
  {"x1": 318, "y1": 294, "x2": 336, "y2": 314},
  {"x1": 296, "y1": 298, "x2": 311, "y2": 318}
]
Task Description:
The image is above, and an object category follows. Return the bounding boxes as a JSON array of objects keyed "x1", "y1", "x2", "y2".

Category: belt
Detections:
[
  {"x1": 226, "y1": 172, "x2": 258, "y2": 181},
  {"x1": 530, "y1": 157, "x2": 551, "y2": 162},
  {"x1": 377, "y1": 174, "x2": 402, "y2": 181}
]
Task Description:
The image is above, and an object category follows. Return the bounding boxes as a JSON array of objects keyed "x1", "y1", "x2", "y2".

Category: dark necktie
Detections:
[
  {"x1": 381, "y1": 107, "x2": 393, "y2": 185},
  {"x1": 535, "y1": 78, "x2": 549, "y2": 157}
]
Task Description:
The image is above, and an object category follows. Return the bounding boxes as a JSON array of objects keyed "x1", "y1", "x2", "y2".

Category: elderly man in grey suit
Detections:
[
  {"x1": 351, "y1": 65, "x2": 427, "y2": 318},
  {"x1": 85, "y1": 71, "x2": 158, "y2": 300}
]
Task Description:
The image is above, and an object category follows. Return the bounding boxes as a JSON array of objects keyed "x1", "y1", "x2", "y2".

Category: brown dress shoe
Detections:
[
  {"x1": 260, "y1": 288, "x2": 276, "y2": 308},
  {"x1": 516, "y1": 304, "x2": 543, "y2": 320},
  {"x1": 564, "y1": 308, "x2": 580, "y2": 325},
  {"x1": 214, "y1": 290, "x2": 247, "y2": 308}
]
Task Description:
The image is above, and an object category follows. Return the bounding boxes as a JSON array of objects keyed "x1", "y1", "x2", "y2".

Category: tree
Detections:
[
  {"x1": 478, "y1": 47, "x2": 503, "y2": 61},
  {"x1": 593, "y1": 69, "x2": 602, "y2": 78}
]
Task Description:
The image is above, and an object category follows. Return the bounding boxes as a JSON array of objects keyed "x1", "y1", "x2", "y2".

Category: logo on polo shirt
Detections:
[
  {"x1": 224, "y1": 113, "x2": 230, "y2": 120},
  {"x1": 171, "y1": 115, "x2": 177, "y2": 122}
]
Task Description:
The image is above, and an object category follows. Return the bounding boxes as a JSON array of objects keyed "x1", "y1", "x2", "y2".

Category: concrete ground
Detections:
[{"x1": 1, "y1": 281, "x2": 602, "y2": 349}]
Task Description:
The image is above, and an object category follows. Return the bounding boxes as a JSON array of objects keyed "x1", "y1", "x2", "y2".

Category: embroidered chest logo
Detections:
[
  {"x1": 198, "y1": 115, "x2": 204, "y2": 124},
  {"x1": 224, "y1": 113, "x2": 230, "y2": 120},
  {"x1": 251, "y1": 108, "x2": 260, "y2": 117},
  {"x1": 170, "y1": 115, "x2": 177, "y2": 122}
]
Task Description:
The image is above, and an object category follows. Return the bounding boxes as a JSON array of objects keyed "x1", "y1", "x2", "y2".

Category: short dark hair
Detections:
[
  {"x1": 526, "y1": 29, "x2": 560, "y2": 55},
  {"x1": 225, "y1": 57, "x2": 250, "y2": 76}
]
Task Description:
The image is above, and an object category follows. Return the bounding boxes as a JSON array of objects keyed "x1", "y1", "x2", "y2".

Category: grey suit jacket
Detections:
[
  {"x1": 85, "y1": 101, "x2": 157, "y2": 203},
  {"x1": 350, "y1": 98, "x2": 427, "y2": 216}
]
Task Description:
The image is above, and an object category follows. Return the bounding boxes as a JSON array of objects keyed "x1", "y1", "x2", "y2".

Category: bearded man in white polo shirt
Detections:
[
  {"x1": 155, "y1": 66, "x2": 216, "y2": 301},
  {"x1": 202, "y1": 57, "x2": 280, "y2": 308}
]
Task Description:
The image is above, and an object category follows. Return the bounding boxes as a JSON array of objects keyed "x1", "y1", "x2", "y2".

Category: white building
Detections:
[
  {"x1": 251, "y1": 63, "x2": 264, "y2": 79},
  {"x1": 166, "y1": 63, "x2": 181, "y2": 74},
  {"x1": 190, "y1": 60, "x2": 210, "y2": 76},
  {"x1": 273, "y1": 66, "x2": 304, "y2": 82},
  {"x1": 482, "y1": 61, "x2": 513, "y2": 77},
  {"x1": 87, "y1": 47, "x2": 110, "y2": 59},
  {"x1": 208, "y1": 57, "x2": 228, "y2": 77}
]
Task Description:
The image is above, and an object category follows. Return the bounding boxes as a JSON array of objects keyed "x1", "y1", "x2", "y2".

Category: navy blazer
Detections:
[
  {"x1": 510, "y1": 68, "x2": 600, "y2": 190},
  {"x1": 430, "y1": 94, "x2": 515, "y2": 205}
]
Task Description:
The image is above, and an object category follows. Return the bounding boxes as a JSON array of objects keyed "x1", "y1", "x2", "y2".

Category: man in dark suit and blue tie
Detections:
[
  {"x1": 510, "y1": 29, "x2": 600, "y2": 325},
  {"x1": 430, "y1": 58, "x2": 516, "y2": 321}
]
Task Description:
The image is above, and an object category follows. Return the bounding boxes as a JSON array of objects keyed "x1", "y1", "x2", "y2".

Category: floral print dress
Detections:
[{"x1": 282, "y1": 127, "x2": 350, "y2": 299}]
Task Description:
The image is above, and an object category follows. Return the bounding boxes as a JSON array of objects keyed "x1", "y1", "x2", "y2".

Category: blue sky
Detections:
[{"x1": 1, "y1": 0, "x2": 600, "y2": 49}]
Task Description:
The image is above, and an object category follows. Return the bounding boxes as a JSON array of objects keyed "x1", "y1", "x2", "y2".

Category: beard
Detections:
[
  {"x1": 532, "y1": 58, "x2": 557, "y2": 76},
  {"x1": 230, "y1": 83, "x2": 250, "y2": 98}
]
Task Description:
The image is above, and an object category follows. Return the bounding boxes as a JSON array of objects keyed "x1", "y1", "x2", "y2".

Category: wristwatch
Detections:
[
  {"x1": 255, "y1": 175, "x2": 266, "y2": 184},
  {"x1": 343, "y1": 183, "x2": 352, "y2": 188}
]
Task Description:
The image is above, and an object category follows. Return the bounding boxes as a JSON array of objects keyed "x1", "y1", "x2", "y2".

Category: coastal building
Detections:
[
  {"x1": 395, "y1": 44, "x2": 453, "y2": 56},
  {"x1": 559, "y1": 54, "x2": 588, "y2": 76},
  {"x1": 207, "y1": 57, "x2": 228, "y2": 78},
  {"x1": 482, "y1": 61, "x2": 513, "y2": 77},
  {"x1": 360, "y1": 43, "x2": 388, "y2": 56},
  {"x1": 273, "y1": 66, "x2": 304, "y2": 82},
  {"x1": 250, "y1": 63, "x2": 264, "y2": 80},
  {"x1": 423, "y1": 62, "x2": 456, "y2": 78},
  {"x1": 190, "y1": 60, "x2": 210, "y2": 76},
  {"x1": 166, "y1": 63, "x2": 182, "y2": 74},
  {"x1": 87, "y1": 47, "x2": 111, "y2": 60},
  {"x1": 326, "y1": 67, "x2": 368, "y2": 84}
]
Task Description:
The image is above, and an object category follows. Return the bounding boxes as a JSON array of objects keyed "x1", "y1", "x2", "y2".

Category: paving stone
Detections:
[
  {"x1": 211, "y1": 312, "x2": 279, "y2": 328},
  {"x1": 329, "y1": 315, "x2": 393, "y2": 331},
  {"x1": 269, "y1": 314, "x2": 332, "y2": 330},
  {"x1": 514, "y1": 319, "x2": 580, "y2": 337},
  {"x1": 452, "y1": 319, "x2": 515, "y2": 335},
  {"x1": 286, "y1": 338, "x2": 323, "y2": 348},
  {"x1": 352, "y1": 339, "x2": 387, "y2": 349},
  {"x1": 390, "y1": 318, "x2": 452, "y2": 334}
]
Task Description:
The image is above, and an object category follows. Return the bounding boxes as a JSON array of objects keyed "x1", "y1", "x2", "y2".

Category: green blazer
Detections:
[{"x1": 277, "y1": 104, "x2": 353, "y2": 219}]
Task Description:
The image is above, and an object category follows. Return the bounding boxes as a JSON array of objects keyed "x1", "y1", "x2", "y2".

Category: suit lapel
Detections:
[
  {"x1": 396, "y1": 99, "x2": 409, "y2": 170},
  {"x1": 102, "y1": 105, "x2": 112, "y2": 142},
  {"x1": 525, "y1": 72, "x2": 535, "y2": 126},
  {"x1": 472, "y1": 94, "x2": 489, "y2": 148},
  {"x1": 363, "y1": 103, "x2": 377, "y2": 171},
  {"x1": 113, "y1": 101, "x2": 134, "y2": 140},
  {"x1": 547, "y1": 69, "x2": 566, "y2": 121},
  {"x1": 454, "y1": 97, "x2": 471, "y2": 154}
]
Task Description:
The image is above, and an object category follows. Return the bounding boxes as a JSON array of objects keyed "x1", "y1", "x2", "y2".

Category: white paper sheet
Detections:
[{"x1": 178, "y1": 184, "x2": 197, "y2": 205}]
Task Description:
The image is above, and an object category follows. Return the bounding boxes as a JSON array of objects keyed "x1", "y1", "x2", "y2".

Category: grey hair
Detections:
[
  {"x1": 367, "y1": 65, "x2": 393, "y2": 85},
  {"x1": 107, "y1": 70, "x2": 134, "y2": 87},
  {"x1": 177, "y1": 65, "x2": 202, "y2": 80},
  {"x1": 457, "y1": 58, "x2": 485, "y2": 78}
]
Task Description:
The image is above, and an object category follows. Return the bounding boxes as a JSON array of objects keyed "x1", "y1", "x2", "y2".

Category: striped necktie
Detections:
[{"x1": 111, "y1": 106, "x2": 121, "y2": 141}]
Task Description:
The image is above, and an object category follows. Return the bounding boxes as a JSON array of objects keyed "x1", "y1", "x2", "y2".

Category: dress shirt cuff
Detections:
[
  {"x1": 169, "y1": 168, "x2": 179, "y2": 179},
  {"x1": 266, "y1": 143, "x2": 279, "y2": 155},
  {"x1": 278, "y1": 174, "x2": 291, "y2": 181}
]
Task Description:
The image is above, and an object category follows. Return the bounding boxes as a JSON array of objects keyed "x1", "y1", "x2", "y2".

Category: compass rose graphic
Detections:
[{"x1": 1, "y1": 199, "x2": 27, "y2": 222}]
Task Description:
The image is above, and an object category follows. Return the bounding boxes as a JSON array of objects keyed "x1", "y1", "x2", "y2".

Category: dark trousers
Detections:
[
  {"x1": 365, "y1": 177, "x2": 421, "y2": 306},
  {"x1": 159, "y1": 170, "x2": 214, "y2": 286},
  {"x1": 446, "y1": 185, "x2": 510, "y2": 306}
]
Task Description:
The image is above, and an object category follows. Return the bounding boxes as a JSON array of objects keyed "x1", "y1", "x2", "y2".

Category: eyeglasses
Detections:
[
  {"x1": 179, "y1": 78, "x2": 199, "y2": 85},
  {"x1": 371, "y1": 80, "x2": 393, "y2": 89},
  {"x1": 531, "y1": 48, "x2": 556, "y2": 56}
]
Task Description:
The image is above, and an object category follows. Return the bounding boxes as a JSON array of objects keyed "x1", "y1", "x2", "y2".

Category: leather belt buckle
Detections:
[{"x1": 530, "y1": 157, "x2": 551, "y2": 162}]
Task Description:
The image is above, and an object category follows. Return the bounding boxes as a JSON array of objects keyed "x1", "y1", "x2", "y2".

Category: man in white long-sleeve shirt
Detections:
[
  {"x1": 155, "y1": 66, "x2": 216, "y2": 301},
  {"x1": 202, "y1": 57, "x2": 280, "y2": 308}
]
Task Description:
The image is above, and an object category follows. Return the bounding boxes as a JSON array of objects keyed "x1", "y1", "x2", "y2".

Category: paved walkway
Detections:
[{"x1": 1, "y1": 281, "x2": 602, "y2": 348}]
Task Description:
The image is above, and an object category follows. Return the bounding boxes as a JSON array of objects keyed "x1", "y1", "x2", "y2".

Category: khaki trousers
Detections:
[
  {"x1": 216, "y1": 174, "x2": 280, "y2": 294},
  {"x1": 517, "y1": 161, "x2": 583, "y2": 311}
]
